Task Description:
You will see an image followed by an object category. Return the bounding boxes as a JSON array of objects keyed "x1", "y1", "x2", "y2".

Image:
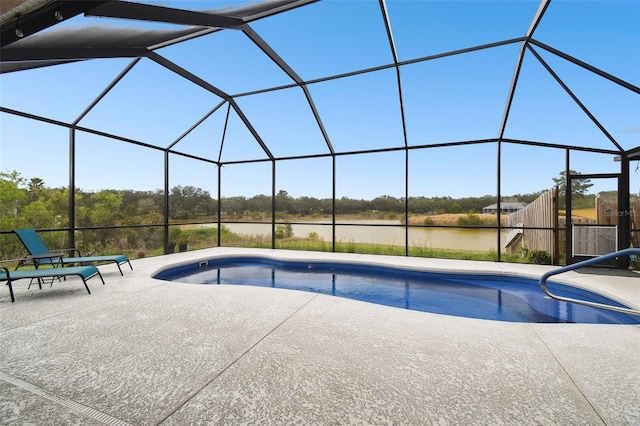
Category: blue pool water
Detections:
[{"x1": 154, "y1": 257, "x2": 640, "y2": 324}]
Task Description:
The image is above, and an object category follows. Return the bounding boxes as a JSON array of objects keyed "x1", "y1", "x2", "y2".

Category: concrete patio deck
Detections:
[{"x1": 1, "y1": 247, "x2": 638, "y2": 425}]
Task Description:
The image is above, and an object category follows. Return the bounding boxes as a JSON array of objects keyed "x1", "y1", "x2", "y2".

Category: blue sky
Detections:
[{"x1": 1, "y1": 0, "x2": 638, "y2": 200}]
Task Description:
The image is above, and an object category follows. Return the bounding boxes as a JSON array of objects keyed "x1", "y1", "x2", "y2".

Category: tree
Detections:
[
  {"x1": 552, "y1": 170, "x2": 593, "y2": 196},
  {"x1": 28, "y1": 177, "x2": 45, "y2": 192},
  {"x1": 371, "y1": 195, "x2": 403, "y2": 213},
  {"x1": 276, "y1": 189, "x2": 292, "y2": 215},
  {"x1": 448, "y1": 201, "x2": 462, "y2": 214},
  {"x1": 275, "y1": 223, "x2": 294, "y2": 239},
  {"x1": 0, "y1": 170, "x2": 27, "y2": 230},
  {"x1": 169, "y1": 185, "x2": 215, "y2": 219}
]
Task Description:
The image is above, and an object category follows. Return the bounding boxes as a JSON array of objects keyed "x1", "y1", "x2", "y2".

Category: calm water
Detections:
[
  {"x1": 155, "y1": 257, "x2": 639, "y2": 324},
  {"x1": 214, "y1": 220, "x2": 504, "y2": 251}
]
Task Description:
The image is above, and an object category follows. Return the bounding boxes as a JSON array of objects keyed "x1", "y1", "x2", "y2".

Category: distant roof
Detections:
[{"x1": 484, "y1": 202, "x2": 526, "y2": 210}]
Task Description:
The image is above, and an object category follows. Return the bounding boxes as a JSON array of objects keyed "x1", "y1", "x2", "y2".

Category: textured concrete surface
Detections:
[{"x1": 1, "y1": 248, "x2": 638, "y2": 425}]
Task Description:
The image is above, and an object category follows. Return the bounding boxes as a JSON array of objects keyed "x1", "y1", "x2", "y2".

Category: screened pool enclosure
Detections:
[{"x1": 1, "y1": 0, "x2": 639, "y2": 267}]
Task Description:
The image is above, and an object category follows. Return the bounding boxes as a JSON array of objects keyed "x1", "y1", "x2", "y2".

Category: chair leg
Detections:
[
  {"x1": 7, "y1": 280, "x2": 15, "y2": 302},
  {"x1": 116, "y1": 260, "x2": 133, "y2": 275},
  {"x1": 81, "y1": 278, "x2": 92, "y2": 295},
  {"x1": 27, "y1": 277, "x2": 43, "y2": 290}
]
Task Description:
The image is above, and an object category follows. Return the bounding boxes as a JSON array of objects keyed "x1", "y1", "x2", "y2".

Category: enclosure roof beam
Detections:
[
  {"x1": 501, "y1": 138, "x2": 619, "y2": 156},
  {"x1": 85, "y1": 1, "x2": 244, "y2": 28},
  {"x1": 0, "y1": 59, "x2": 83, "y2": 73},
  {"x1": 230, "y1": 38, "x2": 524, "y2": 99},
  {"x1": 166, "y1": 100, "x2": 227, "y2": 152},
  {"x1": 379, "y1": 0, "x2": 408, "y2": 149},
  {"x1": 241, "y1": 24, "x2": 299, "y2": 82},
  {"x1": 229, "y1": 99, "x2": 274, "y2": 161},
  {"x1": 524, "y1": 0, "x2": 550, "y2": 39},
  {"x1": 241, "y1": 23, "x2": 335, "y2": 156},
  {"x1": 529, "y1": 39, "x2": 640, "y2": 95},
  {"x1": 147, "y1": 51, "x2": 230, "y2": 100},
  {"x1": 497, "y1": 0, "x2": 550, "y2": 142},
  {"x1": 0, "y1": 47, "x2": 148, "y2": 61},
  {"x1": 1, "y1": 104, "x2": 212, "y2": 164},
  {"x1": 526, "y1": 44, "x2": 623, "y2": 153},
  {"x1": 624, "y1": 146, "x2": 640, "y2": 159},
  {"x1": 73, "y1": 58, "x2": 141, "y2": 126},
  {"x1": 0, "y1": 1, "x2": 110, "y2": 48},
  {"x1": 147, "y1": 51, "x2": 274, "y2": 160}
]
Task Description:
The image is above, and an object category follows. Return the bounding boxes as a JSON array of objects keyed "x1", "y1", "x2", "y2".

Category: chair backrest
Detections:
[{"x1": 13, "y1": 228, "x2": 51, "y2": 256}]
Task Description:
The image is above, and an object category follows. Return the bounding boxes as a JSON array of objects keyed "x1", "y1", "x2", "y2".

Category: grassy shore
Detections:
[
  {"x1": 230, "y1": 237, "x2": 522, "y2": 263},
  {"x1": 406, "y1": 213, "x2": 505, "y2": 226},
  {"x1": 176, "y1": 216, "x2": 530, "y2": 263},
  {"x1": 216, "y1": 212, "x2": 506, "y2": 226}
]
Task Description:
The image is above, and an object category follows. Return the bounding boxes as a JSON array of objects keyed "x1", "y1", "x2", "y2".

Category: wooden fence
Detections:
[
  {"x1": 506, "y1": 192, "x2": 639, "y2": 263},
  {"x1": 505, "y1": 187, "x2": 559, "y2": 263},
  {"x1": 596, "y1": 198, "x2": 640, "y2": 226},
  {"x1": 596, "y1": 197, "x2": 640, "y2": 247}
]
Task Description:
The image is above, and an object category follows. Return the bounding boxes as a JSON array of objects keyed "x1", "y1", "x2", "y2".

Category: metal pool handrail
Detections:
[{"x1": 539, "y1": 248, "x2": 640, "y2": 316}]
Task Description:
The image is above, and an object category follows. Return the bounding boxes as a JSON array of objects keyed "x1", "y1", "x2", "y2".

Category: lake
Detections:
[{"x1": 217, "y1": 220, "x2": 505, "y2": 252}]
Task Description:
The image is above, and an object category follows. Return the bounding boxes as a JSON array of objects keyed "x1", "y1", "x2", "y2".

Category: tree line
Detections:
[
  {"x1": 1, "y1": 171, "x2": 552, "y2": 232},
  {"x1": 2, "y1": 169, "x2": 600, "y2": 259}
]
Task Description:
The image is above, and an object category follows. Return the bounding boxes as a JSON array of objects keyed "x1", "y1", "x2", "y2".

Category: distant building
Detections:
[{"x1": 483, "y1": 202, "x2": 526, "y2": 214}]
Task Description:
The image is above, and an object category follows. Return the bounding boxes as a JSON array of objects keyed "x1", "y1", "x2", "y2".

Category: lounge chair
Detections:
[
  {"x1": 1, "y1": 262, "x2": 104, "y2": 302},
  {"x1": 13, "y1": 228, "x2": 133, "y2": 275}
]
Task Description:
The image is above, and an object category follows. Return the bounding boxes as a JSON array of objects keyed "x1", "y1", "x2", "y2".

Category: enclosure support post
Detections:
[
  {"x1": 272, "y1": 160, "x2": 276, "y2": 250},
  {"x1": 619, "y1": 153, "x2": 630, "y2": 268},
  {"x1": 565, "y1": 149, "x2": 571, "y2": 263},
  {"x1": 163, "y1": 151, "x2": 169, "y2": 253},
  {"x1": 217, "y1": 165, "x2": 222, "y2": 247},
  {"x1": 68, "y1": 128, "x2": 76, "y2": 249},
  {"x1": 496, "y1": 140, "x2": 502, "y2": 262},
  {"x1": 551, "y1": 185, "x2": 559, "y2": 265},
  {"x1": 332, "y1": 155, "x2": 336, "y2": 252},
  {"x1": 405, "y1": 148, "x2": 409, "y2": 256}
]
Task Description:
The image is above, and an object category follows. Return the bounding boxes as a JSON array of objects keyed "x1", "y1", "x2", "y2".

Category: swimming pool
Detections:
[{"x1": 154, "y1": 257, "x2": 640, "y2": 324}]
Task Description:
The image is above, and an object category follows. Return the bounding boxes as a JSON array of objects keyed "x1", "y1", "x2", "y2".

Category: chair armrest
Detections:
[
  {"x1": 0, "y1": 258, "x2": 26, "y2": 267},
  {"x1": 0, "y1": 258, "x2": 26, "y2": 274},
  {"x1": 23, "y1": 252, "x2": 65, "y2": 269},
  {"x1": 53, "y1": 247, "x2": 82, "y2": 256},
  {"x1": 0, "y1": 258, "x2": 26, "y2": 264},
  {"x1": 26, "y1": 251, "x2": 66, "y2": 260},
  {"x1": 0, "y1": 265, "x2": 10, "y2": 279}
]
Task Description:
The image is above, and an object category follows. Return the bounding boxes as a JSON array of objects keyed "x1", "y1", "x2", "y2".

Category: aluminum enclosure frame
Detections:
[{"x1": 1, "y1": 0, "x2": 638, "y2": 265}]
